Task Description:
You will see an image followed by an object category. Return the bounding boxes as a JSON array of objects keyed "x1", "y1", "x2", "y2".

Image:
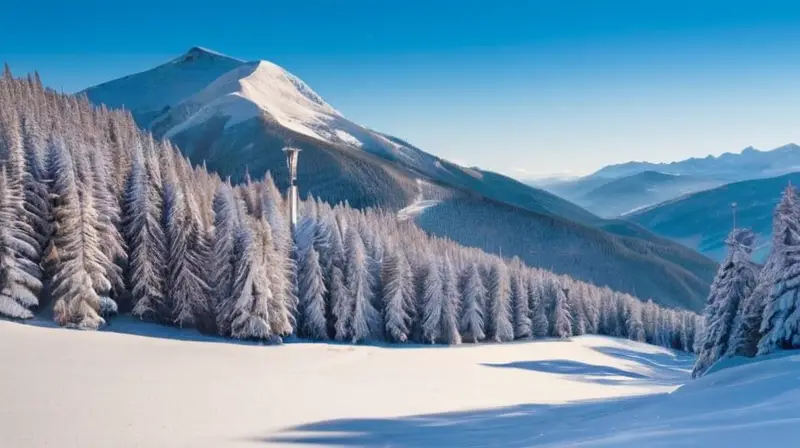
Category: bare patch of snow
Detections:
[{"x1": 333, "y1": 129, "x2": 363, "y2": 147}]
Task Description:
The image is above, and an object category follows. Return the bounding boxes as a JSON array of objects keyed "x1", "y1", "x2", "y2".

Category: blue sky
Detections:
[{"x1": 3, "y1": 0, "x2": 800, "y2": 178}]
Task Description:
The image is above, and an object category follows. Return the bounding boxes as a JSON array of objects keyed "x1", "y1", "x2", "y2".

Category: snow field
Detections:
[{"x1": 1, "y1": 320, "x2": 690, "y2": 447}]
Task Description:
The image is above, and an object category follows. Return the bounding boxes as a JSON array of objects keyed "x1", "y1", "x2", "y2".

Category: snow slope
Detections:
[{"x1": 4, "y1": 320, "x2": 795, "y2": 447}]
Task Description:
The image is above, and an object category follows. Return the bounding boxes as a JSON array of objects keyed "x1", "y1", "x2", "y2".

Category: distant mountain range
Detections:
[
  {"x1": 82, "y1": 47, "x2": 717, "y2": 310},
  {"x1": 627, "y1": 172, "x2": 800, "y2": 261},
  {"x1": 537, "y1": 144, "x2": 800, "y2": 218}
]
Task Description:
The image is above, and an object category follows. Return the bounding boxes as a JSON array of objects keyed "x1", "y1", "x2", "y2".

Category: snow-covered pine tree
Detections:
[
  {"x1": 551, "y1": 283, "x2": 573, "y2": 339},
  {"x1": 123, "y1": 142, "x2": 168, "y2": 322},
  {"x1": 728, "y1": 191, "x2": 792, "y2": 357},
  {"x1": 693, "y1": 228, "x2": 758, "y2": 376},
  {"x1": 758, "y1": 185, "x2": 800, "y2": 355},
  {"x1": 0, "y1": 166, "x2": 41, "y2": 318},
  {"x1": 420, "y1": 255, "x2": 444, "y2": 343},
  {"x1": 219, "y1": 219, "x2": 272, "y2": 340},
  {"x1": 380, "y1": 248, "x2": 414, "y2": 342},
  {"x1": 251, "y1": 215, "x2": 292, "y2": 337},
  {"x1": 49, "y1": 140, "x2": 106, "y2": 329},
  {"x1": 527, "y1": 272, "x2": 549, "y2": 338},
  {"x1": 298, "y1": 244, "x2": 327, "y2": 339},
  {"x1": 211, "y1": 183, "x2": 241, "y2": 335},
  {"x1": 486, "y1": 260, "x2": 514, "y2": 342},
  {"x1": 510, "y1": 262, "x2": 532, "y2": 339},
  {"x1": 624, "y1": 299, "x2": 646, "y2": 342},
  {"x1": 459, "y1": 262, "x2": 486, "y2": 342},
  {"x1": 344, "y1": 226, "x2": 379, "y2": 342},
  {"x1": 86, "y1": 150, "x2": 126, "y2": 312},
  {"x1": 439, "y1": 256, "x2": 462, "y2": 345},
  {"x1": 162, "y1": 153, "x2": 211, "y2": 329}
]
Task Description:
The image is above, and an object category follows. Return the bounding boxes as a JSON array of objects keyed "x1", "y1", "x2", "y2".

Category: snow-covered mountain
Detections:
[
  {"x1": 83, "y1": 47, "x2": 717, "y2": 310},
  {"x1": 540, "y1": 144, "x2": 800, "y2": 218},
  {"x1": 628, "y1": 171, "x2": 800, "y2": 261}
]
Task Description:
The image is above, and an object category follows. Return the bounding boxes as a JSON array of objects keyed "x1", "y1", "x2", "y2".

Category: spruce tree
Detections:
[
  {"x1": 552, "y1": 285, "x2": 573, "y2": 339},
  {"x1": 758, "y1": 185, "x2": 800, "y2": 355},
  {"x1": 380, "y1": 249, "x2": 413, "y2": 342},
  {"x1": 439, "y1": 256, "x2": 462, "y2": 345},
  {"x1": 459, "y1": 263, "x2": 486, "y2": 343},
  {"x1": 344, "y1": 226, "x2": 379, "y2": 342},
  {"x1": 298, "y1": 246, "x2": 328, "y2": 340},
  {"x1": 49, "y1": 142, "x2": 106, "y2": 329},
  {"x1": 486, "y1": 261, "x2": 514, "y2": 342},
  {"x1": 693, "y1": 229, "x2": 758, "y2": 376}
]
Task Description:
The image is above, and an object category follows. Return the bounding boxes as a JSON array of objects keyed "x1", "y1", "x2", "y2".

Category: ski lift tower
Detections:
[{"x1": 283, "y1": 147, "x2": 301, "y2": 234}]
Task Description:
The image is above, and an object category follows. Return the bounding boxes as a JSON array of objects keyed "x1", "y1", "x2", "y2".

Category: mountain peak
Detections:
[{"x1": 174, "y1": 46, "x2": 242, "y2": 64}]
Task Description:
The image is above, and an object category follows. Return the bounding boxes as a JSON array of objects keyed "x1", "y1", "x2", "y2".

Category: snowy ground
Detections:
[{"x1": 1, "y1": 319, "x2": 797, "y2": 447}]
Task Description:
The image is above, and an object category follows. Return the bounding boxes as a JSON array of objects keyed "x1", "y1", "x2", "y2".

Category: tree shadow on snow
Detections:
[
  {"x1": 483, "y1": 359, "x2": 648, "y2": 380},
  {"x1": 256, "y1": 395, "x2": 662, "y2": 447}
]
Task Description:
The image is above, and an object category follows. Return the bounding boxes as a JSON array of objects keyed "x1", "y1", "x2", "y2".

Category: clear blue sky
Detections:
[{"x1": 3, "y1": 0, "x2": 800, "y2": 178}]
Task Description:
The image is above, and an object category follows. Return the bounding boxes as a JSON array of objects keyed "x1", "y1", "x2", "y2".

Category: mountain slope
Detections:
[
  {"x1": 83, "y1": 47, "x2": 716, "y2": 309},
  {"x1": 627, "y1": 172, "x2": 800, "y2": 261},
  {"x1": 580, "y1": 171, "x2": 723, "y2": 217}
]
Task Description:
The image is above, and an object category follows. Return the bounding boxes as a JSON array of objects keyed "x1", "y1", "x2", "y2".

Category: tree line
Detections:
[{"x1": 0, "y1": 66, "x2": 700, "y2": 350}]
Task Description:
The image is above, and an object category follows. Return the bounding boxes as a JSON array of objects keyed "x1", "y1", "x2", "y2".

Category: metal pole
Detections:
[{"x1": 283, "y1": 147, "x2": 301, "y2": 234}]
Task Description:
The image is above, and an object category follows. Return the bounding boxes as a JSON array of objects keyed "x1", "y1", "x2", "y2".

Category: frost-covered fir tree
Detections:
[
  {"x1": 0, "y1": 167, "x2": 41, "y2": 318},
  {"x1": 552, "y1": 284, "x2": 573, "y2": 339},
  {"x1": 758, "y1": 185, "x2": 800, "y2": 355},
  {"x1": 211, "y1": 183, "x2": 241, "y2": 334},
  {"x1": 344, "y1": 226, "x2": 379, "y2": 342},
  {"x1": 298, "y1": 246, "x2": 327, "y2": 340},
  {"x1": 123, "y1": 143, "x2": 167, "y2": 322},
  {"x1": 218, "y1": 221, "x2": 273, "y2": 340},
  {"x1": 163, "y1": 163, "x2": 211, "y2": 329},
  {"x1": 459, "y1": 262, "x2": 486, "y2": 342},
  {"x1": 693, "y1": 229, "x2": 758, "y2": 377},
  {"x1": 527, "y1": 272, "x2": 549, "y2": 338},
  {"x1": 49, "y1": 142, "x2": 106, "y2": 329},
  {"x1": 728, "y1": 188, "x2": 793, "y2": 358},
  {"x1": 439, "y1": 256, "x2": 462, "y2": 344},
  {"x1": 510, "y1": 264, "x2": 532, "y2": 339},
  {"x1": 251, "y1": 216, "x2": 292, "y2": 337},
  {"x1": 420, "y1": 256, "x2": 444, "y2": 343},
  {"x1": 380, "y1": 249, "x2": 413, "y2": 342},
  {"x1": 485, "y1": 261, "x2": 514, "y2": 342}
]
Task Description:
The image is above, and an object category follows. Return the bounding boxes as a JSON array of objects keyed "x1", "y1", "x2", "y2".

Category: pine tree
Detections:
[
  {"x1": 486, "y1": 261, "x2": 514, "y2": 342},
  {"x1": 163, "y1": 165, "x2": 210, "y2": 328},
  {"x1": 759, "y1": 185, "x2": 800, "y2": 355},
  {"x1": 123, "y1": 144, "x2": 167, "y2": 322},
  {"x1": 439, "y1": 256, "x2": 462, "y2": 345},
  {"x1": 459, "y1": 263, "x2": 486, "y2": 342},
  {"x1": 552, "y1": 284, "x2": 573, "y2": 339},
  {"x1": 344, "y1": 226, "x2": 379, "y2": 342},
  {"x1": 693, "y1": 229, "x2": 758, "y2": 376},
  {"x1": 420, "y1": 256, "x2": 444, "y2": 343},
  {"x1": 381, "y1": 249, "x2": 413, "y2": 342},
  {"x1": 219, "y1": 221, "x2": 272, "y2": 340},
  {"x1": 510, "y1": 266, "x2": 532, "y2": 339},
  {"x1": 49, "y1": 141, "x2": 106, "y2": 329},
  {"x1": 298, "y1": 246, "x2": 327, "y2": 339},
  {"x1": 0, "y1": 167, "x2": 41, "y2": 318},
  {"x1": 527, "y1": 273, "x2": 549, "y2": 338},
  {"x1": 211, "y1": 183, "x2": 241, "y2": 335}
]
